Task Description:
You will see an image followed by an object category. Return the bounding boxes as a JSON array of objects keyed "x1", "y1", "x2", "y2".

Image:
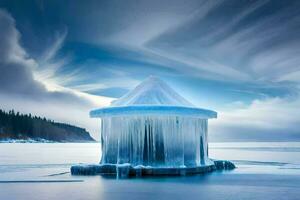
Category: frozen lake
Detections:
[{"x1": 1, "y1": 142, "x2": 300, "y2": 200}]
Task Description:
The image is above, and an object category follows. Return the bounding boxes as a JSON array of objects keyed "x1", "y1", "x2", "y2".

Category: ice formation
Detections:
[{"x1": 90, "y1": 76, "x2": 217, "y2": 168}]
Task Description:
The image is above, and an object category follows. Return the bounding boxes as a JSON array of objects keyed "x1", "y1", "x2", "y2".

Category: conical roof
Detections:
[
  {"x1": 111, "y1": 76, "x2": 193, "y2": 106},
  {"x1": 90, "y1": 76, "x2": 217, "y2": 119}
]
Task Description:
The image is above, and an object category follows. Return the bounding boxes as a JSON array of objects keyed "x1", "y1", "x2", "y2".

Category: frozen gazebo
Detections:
[{"x1": 71, "y1": 76, "x2": 235, "y2": 177}]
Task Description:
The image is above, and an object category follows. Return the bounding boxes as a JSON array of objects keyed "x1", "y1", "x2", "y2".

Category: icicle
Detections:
[{"x1": 99, "y1": 116, "x2": 209, "y2": 167}]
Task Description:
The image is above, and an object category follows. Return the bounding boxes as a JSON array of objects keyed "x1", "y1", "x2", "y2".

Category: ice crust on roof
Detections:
[
  {"x1": 111, "y1": 76, "x2": 193, "y2": 107},
  {"x1": 90, "y1": 105, "x2": 217, "y2": 118}
]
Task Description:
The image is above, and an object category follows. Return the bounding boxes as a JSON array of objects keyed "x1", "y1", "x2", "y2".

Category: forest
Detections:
[{"x1": 0, "y1": 109, "x2": 94, "y2": 142}]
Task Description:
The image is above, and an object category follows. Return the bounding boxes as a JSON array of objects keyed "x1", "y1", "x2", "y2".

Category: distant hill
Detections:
[{"x1": 0, "y1": 109, "x2": 95, "y2": 142}]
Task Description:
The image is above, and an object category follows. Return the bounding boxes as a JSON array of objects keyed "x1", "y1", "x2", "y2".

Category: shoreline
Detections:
[{"x1": 0, "y1": 138, "x2": 97, "y2": 143}]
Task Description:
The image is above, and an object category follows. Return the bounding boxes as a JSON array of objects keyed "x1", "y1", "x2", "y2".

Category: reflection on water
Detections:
[{"x1": 0, "y1": 142, "x2": 300, "y2": 200}]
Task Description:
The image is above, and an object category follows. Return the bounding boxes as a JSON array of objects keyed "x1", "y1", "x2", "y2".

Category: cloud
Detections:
[
  {"x1": 3, "y1": 0, "x2": 300, "y2": 87},
  {"x1": 0, "y1": 9, "x2": 43, "y2": 96},
  {"x1": 143, "y1": 0, "x2": 300, "y2": 84},
  {"x1": 0, "y1": 9, "x2": 113, "y2": 139},
  {"x1": 5, "y1": 0, "x2": 298, "y2": 89},
  {"x1": 210, "y1": 95, "x2": 300, "y2": 141},
  {"x1": 40, "y1": 28, "x2": 68, "y2": 62},
  {"x1": 34, "y1": 28, "x2": 71, "y2": 86},
  {"x1": 47, "y1": 0, "x2": 299, "y2": 88},
  {"x1": 69, "y1": 78, "x2": 140, "y2": 93}
]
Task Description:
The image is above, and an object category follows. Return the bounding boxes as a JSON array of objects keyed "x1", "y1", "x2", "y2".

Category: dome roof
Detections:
[{"x1": 90, "y1": 76, "x2": 217, "y2": 118}]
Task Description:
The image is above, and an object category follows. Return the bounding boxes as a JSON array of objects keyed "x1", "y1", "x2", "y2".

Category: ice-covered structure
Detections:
[{"x1": 71, "y1": 76, "x2": 235, "y2": 177}]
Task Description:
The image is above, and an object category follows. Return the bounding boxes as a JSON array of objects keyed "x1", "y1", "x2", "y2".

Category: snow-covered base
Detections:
[{"x1": 70, "y1": 160, "x2": 235, "y2": 177}]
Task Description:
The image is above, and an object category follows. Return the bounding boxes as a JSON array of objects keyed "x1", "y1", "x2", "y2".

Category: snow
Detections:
[
  {"x1": 0, "y1": 138, "x2": 54, "y2": 143},
  {"x1": 111, "y1": 76, "x2": 193, "y2": 106}
]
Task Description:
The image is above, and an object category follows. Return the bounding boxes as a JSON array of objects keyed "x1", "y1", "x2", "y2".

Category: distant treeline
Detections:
[{"x1": 0, "y1": 109, "x2": 95, "y2": 142}]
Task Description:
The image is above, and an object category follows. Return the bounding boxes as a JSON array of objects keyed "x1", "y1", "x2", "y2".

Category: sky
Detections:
[{"x1": 0, "y1": 0, "x2": 300, "y2": 141}]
